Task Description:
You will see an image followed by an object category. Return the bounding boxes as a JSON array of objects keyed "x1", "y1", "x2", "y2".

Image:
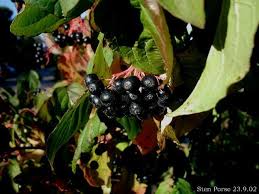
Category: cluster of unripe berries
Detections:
[
  {"x1": 53, "y1": 24, "x2": 90, "y2": 48},
  {"x1": 85, "y1": 73, "x2": 172, "y2": 119},
  {"x1": 33, "y1": 43, "x2": 46, "y2": 65}
]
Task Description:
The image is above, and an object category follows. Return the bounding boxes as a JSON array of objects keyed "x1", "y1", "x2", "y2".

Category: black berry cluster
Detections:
[
  {"x1": 85, "y1": 74, "x2": 172, "y2": 120},
  {"x1": 110, "y1": 144, "x2": 170, "y2": 184},
  {"x1": 33, "y1": 43, "x2": 46, "y2": 65},
  {"x1": 52, "y1": 24, "x2": 91, "y2": 48}
]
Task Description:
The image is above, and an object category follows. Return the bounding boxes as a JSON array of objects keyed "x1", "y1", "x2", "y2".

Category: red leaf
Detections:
[{"x1": 133, "y1": 118, "x2": 158, "y2": 155}]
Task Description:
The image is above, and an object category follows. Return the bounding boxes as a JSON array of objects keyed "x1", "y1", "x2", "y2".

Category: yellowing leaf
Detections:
[
  {"x1": 164, "y1": 0, "x2": 259, "y2": 126},
  {"x1": 157, "y1": 0, "x2": 205, "y2": 29}
]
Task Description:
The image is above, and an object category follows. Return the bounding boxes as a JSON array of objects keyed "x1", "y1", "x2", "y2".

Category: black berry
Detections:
[
  {"x1": 112, "y1": 78, "x2": 124, "y2": 93},
  {"x1": 90, "y1": 160, "x2": 99, "y2": 170},
  {"x1": 83, "y1": 36, "x2": 91, "y2": 44},
  {"x1": 90, "y1": 94, "x2": 103, "y2": 108},
  {"x1": 129, "y1": 102, "x2": 143, "y2": 116},
  {"x1": 157, "y1": 85, "x2": 172, "y2": 101},
  {"x1": 128, "y1": 92, "x2": 141, "y2": 102},
  {"x1": 63, "y1": 23, "x2": 70, "y2": 30},
  {"x1": 100, "y1": 90, "x2": 116, "y2": 106},
  {"x1": 95, "y1": 143, "x2": 107, "y2": 155},
  {"x1": 142, "y1": 91, "x2": 157, "y2": 103},
  {"x1": 85, "y1": 74, "x2": 99, "y2": 86},
  {"x1": 104, "y1": 106, "x2": 117, "y2": 119},
  {"x1": 80, "y1": 153, "x2": 91, "y2": 163},
  {"x1": 88, "y1": 81, "x2": 104, "y2": 95},
  {"x1": 141, "y1": 75, "x2": 158, "y2": 90},
  {"x1": 123, "y1": 76, "x2": 140, "y2": 92}
]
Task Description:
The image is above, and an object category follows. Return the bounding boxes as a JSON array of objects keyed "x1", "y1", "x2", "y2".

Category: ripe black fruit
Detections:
[
  {"x1": 112, "y1": 78, "x2": 124, "y2": 93},
  {"x1": 142, "y1": 91, "x2": 157, "y2": 103},
  {"x1": 66, "y1": 36, "x2": 74, "y2": 46},
  {"x1": 100, "y1": 90, "x2": 115, "y2": 106},
  {"x1": 75, "y1": 32, "x2": 83, "y2": 39},
  {"x1": 129, "y1": 102, "x2": 143, "y2": 116},
  {"x1": 123, "y1": 76, "x2": 140, "y2": 92},
  {"x1": 90, "y1": 160, "x2": 99, "y2": 170},
  {"x1": 141, "y1": 75, "x2": 158, "y2": 90},
  {"x1": 128, "y1": 92, "x2": 141, "y2": 102},
  {"x1": 80, "y1": 153, "x2": 91, "y2": 163},
  {"x1": 87, "y1": 74, "x2": 172, "y2": 120},
  {"x1": 104, "y1": 106, "x2": 117, "y2": 119},
  {"x1": 90, "y1": 95, "x2": 102, "y2": 108},
  {"x1": 85, "y1": 74, "x2": 99, "y2": 86},
  {"x1": 83, "y1": 37, "x2": 91, "y2": 44},
  {"x1": 157, "y1": 85, "x2": 172, "y2": 101},
  {"x1": 88, "y1": 81, "x2": 104, "y2": 95},
  {"x1": 95, "y1": 143, "x2": 107, "y2": 155},
  {"x1": 63, "y1": 23, "x2": 70, "y2": 30}
]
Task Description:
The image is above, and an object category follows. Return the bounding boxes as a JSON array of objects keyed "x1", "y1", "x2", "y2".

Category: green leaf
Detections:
[
  {"x1": 116, "y1": 142, "x2": 129, "y2": 152},
  {"x1": 163, "y1": 0, "x2": 259, "y2": 125},
  {"x1": 54, "y1": 1, "x2": 63, "y2": 17},
  {"x1": 139, "y1": 0, "x2": 173, "y2": 82},
  {"x1": 17, "y1": 70, "x2": 40, "y2": 107},
  {"x1": 118, "y1": 30, "x2": 165, "y2": 74},
  {"x1": 52, "y1": 87, "x2": 70, "y2": 115},
  {"x1": 67, "y1": 82, "x2": 85, "y2": 105},
  {"x1": 72, "y1": 110, "x2": 107, "y2": 173},
  {"x1": 133, "y1": 30, "x2": 165, "y2": 74},
  {"x1": 130, "y1": 0, "x2": 140, "y2": 9},
  {"x1": 155, "y1": 168, "x2": 174, "y2": 194},
  {"x1": 172, "y1": 178, "x2": 194, "y2": 194},
  {"x1": 88, "y1": 145, "x2": 111, "y2": 186},
  {"x1": 34, "y1": 92, "x2": 49, "y2": 110},
  {"x1": 116, "y1": 116, "x2": 140, "y2": 140},
  {"x1": 37, "y1": 100, "x2": 52, "y2": 122},
  {"x1": 47, "y1": 93, "x2": 92, "y2": 167},
  {"x1": 156, "y1": 180, "x2": 173, "y2": 194},
  {"x1": 7, "y1": 159, "x2": 22, "y2": 192},
  {"x1": 17, "y1": 70, "x2": 40, "y2": 97},
  {"x1": 10, "y1": 4, "x2": 66, "y2": 36},
  {"x1": 103, "y1": 46, "x2": 114, "y2": 67},
  {"x1": 87, "y1": 32, "x2": 112, "y2": 79},
  {"x1": 43, "y1": 83, "x2": 85, "y2": 120},
  {"x1": 0, "y1": 88, "x2": 19, "y2": 107},
  {"x1": 59, "y1": 0, "x2": 93, "y2": 17},
  {"x1": 156, "y1": 168, "x2": 194, "y2": 194},
  {"x1": 59, "y1": 0, "x2": 80, "y2": 16},
  {"x1": 157, "y1": 0, "x2": 205, "y2": 29},
  {"x1": 25, "y1": 0, "x2": 57, "y2": 10}
]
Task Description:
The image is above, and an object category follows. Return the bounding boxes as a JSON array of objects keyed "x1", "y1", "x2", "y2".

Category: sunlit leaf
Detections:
[
  {"x1": 87, "y1": 32, "x2": 112, "y2": 80},
  {"x1": 10, "y1": 4, "x2": 66, "y2": 36},
  {"x1": 8, "y1": 159, "x2": 22, "y2": 192},
  {"x1": 67, "y1": 82, "x2": 85, "y2": 105},
  {"x1": 172, "y1": 178, "x2": 194, "y2": 194},
  {"x1": 155, "y1": 168, "x2": 174, "y2": 194},
  {"x1": 163, "y1": 0, "x2": 259, "y2": 128},
  {"x1": 72, "y1": 110, "x2": 107, "y2": 173},
  {"x1": 118, "y1": 30, "x2": 165, "y2": 74},
  {"x1": 59, "y1": 0, "x2": 93, "y2": 17},
  {"x1": 157, "y1": 0, "x2": 205, "y2": 29},
  {"x1": 80, "y1": 145, "x2": 111, "y2": 187}
]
